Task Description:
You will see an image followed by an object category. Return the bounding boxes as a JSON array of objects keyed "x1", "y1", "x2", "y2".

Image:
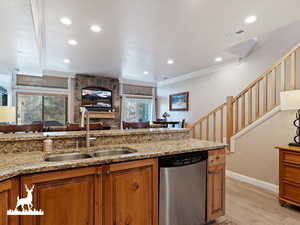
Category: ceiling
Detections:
[
  {"x1": 0, "y1": 0, "x2": 40, "y2": 75},
  {"x1": 1, "y1": 0, "x2": 300, "y2": 82}
]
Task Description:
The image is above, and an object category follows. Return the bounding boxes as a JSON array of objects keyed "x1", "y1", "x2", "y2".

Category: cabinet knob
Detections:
[
  {"x1": 105, "y1": 170, "x2": 111, "y2": 175},
  {"x1": 132, "y1": 182, "x2": 140, "y2": 190},
  {"x1": 95, "y1": 172, "x2": 101, "y2": 177}
]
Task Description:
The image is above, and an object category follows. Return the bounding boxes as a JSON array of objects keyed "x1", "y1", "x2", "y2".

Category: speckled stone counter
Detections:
[
  {"x1": 0, "y1": 139, "x2": 226, "y2": 182},
  {"x1": 0, "y1": 128, "x2": 191, "y2": 153}
]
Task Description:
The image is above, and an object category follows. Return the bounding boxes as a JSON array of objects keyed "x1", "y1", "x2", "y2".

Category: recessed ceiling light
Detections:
[
  {"x1": 90, "y1": 25, "x2": 102, "y2": 33},
  {"x1": 60, "y1": 17, "x2": 72, "y2": 25},
  {"x1": 167, "y1": 59, "x2": 174, "y2": 64},
  {"x1": 215, "y1": 57, "x2": 223, "y2": 62},
  {"x1": 144, "y1": 71, "x2": 149, "y2": 75},
  {"x1": 64, "y1": 59, "x2": 70, "y2": 64},
  {"x1": 244, "y1": 16, "x2": 257, "y2": 24},
  {"x1": 68, "y1": 39, "x2": 78, "y2": 46}
]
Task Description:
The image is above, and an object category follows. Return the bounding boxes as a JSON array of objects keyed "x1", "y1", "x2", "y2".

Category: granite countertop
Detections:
[
  {"x1": 0, "y1": 139, "x2": 226, "y2": 181},
  {"x1": 0, "y1": 128, "x2": 190, "y2": 142}
]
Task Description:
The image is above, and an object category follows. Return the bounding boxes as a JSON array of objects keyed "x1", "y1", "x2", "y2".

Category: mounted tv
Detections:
[{"x1": 81, "y1": 87, "x2": 112, "y2": 111}]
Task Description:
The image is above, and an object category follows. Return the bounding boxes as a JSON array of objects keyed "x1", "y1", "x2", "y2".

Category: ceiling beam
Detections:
[{"x1": 29, "y1": 0, "x2": 46, "y2": 70}]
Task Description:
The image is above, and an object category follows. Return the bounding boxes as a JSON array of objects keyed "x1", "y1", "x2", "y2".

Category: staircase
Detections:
[{"x1": 191, "y1": 44, "x2": 300, "y2": 149}]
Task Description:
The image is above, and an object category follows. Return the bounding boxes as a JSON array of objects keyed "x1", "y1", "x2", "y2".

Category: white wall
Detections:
[
  {"x1": 227, "y1": 110, "x2": 295, "y2": 185},
  {"x1": 0, "y1": 73, "x2": 12, "y2": 106},
  {"x1": 157, "y1": 21, "x2": 300, "y2": 125},
  {"x1": 157, "y1": 21, "x2": 300, "y2": 185}
]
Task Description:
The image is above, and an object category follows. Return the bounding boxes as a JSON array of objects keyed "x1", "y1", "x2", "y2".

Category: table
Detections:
[{"x1": 153, "y1": 121, "x2": 181, "y2": 128}]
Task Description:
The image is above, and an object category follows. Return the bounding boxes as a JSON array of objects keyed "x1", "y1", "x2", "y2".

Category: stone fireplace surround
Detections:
[{"x1": 74, "y1": 74, "x2": 121, "y2": 129}]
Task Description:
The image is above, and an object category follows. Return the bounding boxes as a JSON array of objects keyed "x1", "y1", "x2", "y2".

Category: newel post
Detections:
[{"x1": 226, "y1": 96, "x2": 234, "y2": 145}]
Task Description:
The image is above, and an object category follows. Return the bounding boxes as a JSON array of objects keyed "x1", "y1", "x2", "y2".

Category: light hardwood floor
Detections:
[{"x1": 224, "y1": 177, "x2": 300, "y2": 225}]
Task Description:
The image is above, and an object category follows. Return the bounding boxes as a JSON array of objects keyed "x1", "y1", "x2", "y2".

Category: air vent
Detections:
[{"x1": 235, "y1": 30, "x2": 245, "y2": 34}]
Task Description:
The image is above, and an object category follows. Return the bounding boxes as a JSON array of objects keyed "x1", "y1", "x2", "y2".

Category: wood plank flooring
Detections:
[{"x1": 223, "y1": 177, "x2": 300, "y2": 225}]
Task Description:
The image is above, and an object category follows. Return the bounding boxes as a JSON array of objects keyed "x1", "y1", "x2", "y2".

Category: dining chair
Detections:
[
  {"x1": 0, "y1": 123, "x2": 43, "y2": 134},
  {"x1": 122, "y1": 121, "x2": 150, "y2": 129},
  {"x1": 181, "y1": 119, "x2": 186, "y2": 128}
]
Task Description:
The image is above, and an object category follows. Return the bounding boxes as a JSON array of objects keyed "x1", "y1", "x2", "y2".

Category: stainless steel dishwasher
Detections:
[{"x1": 159, "y1": 151, "x2": 208, "y2": 225}]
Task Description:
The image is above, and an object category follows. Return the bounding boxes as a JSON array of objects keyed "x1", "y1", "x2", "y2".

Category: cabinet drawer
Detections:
[
  {"x1": 282, "y1": 164, "x2": 300, "y2": 184},
  {"x1": 281, "y1": 182, "x2": 300, "y2": 203},
  {"x1": 208, "y1": 149, "x2": 225, "y2": 166},
  {"x1": 282, "y1": 151, "x2": 300, "y2": 165}
]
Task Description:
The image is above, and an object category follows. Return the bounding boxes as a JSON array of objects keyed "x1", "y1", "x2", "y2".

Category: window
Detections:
[
  {"x1": 17, "y1": 94, "x2": 67, "y2": 125},
  {"x1": 0, "y1": 86, "x2": 8, "y2": 106},
  {"x1": 123, "y1": 97, "x2": 153, "y2": 122}
]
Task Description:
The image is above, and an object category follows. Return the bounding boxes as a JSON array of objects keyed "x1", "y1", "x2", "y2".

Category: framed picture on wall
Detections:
[{"x1": 169, "y1": 92, "x2": 189, "y2": 111}]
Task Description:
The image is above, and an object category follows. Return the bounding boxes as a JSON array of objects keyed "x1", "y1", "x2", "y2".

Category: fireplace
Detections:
[{"x1": 74, "y1": 75, "x2": 120, "y2": 129}]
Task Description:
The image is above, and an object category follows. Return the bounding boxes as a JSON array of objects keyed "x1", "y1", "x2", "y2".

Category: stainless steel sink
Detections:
[
  {"x1": 44, "y1": 148, "x2": 137, "y2": 162},
  {"x1": 44, "y1": 152, "x2": 92, "y2": 162},
  {"x1": 92, "y1": 148, "x2": 137, "y2": 157}
]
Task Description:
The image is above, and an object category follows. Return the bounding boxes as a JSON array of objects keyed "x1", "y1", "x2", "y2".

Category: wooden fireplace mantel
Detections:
[{"x1": 87, "y1": 112, "x2": 116, "y2": 119}]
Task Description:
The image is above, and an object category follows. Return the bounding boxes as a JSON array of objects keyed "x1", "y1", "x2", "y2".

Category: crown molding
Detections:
[
  {"x1": 43, "y1": 70, "x2": 76, "y2": 78},
  {"x1": 119, "y1": 78, "x2": 156, "y2": 87}
]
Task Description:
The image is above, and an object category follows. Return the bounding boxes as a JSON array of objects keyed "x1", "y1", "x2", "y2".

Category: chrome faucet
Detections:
[{"x1": 80, "y1": 107, "x2": 92, "y2": 148}]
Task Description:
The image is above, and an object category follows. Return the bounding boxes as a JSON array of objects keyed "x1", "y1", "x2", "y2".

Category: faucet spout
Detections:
[
  {"x1": 80, "y1": 107, "x2": 87, "y2": 128},
  {"x1": 80, "y1": 107, "x2": 91, "y2": 148}
]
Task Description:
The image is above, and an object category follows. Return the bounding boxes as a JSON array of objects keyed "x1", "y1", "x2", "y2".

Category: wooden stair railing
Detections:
[{"x1": 191, "y1": 44, "x2": 300, "y2": 145}]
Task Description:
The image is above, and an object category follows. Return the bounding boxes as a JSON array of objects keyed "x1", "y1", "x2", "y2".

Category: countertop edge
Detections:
[
  {"x1": 0, "y1": 128, "x2": 190, "y2": 142},
  {"x1": 0, "y1": 142, "x2": 227, "y2": 182}
]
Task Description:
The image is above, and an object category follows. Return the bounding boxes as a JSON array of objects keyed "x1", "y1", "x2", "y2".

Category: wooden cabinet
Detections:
[
  {"x1": 104, "y1": 159, "x2": 158, "y2": 225},
  {"x1": 0, "y1": 178, "x2": 19, "y2": 225},
  {"x1": 277, "y1": 146, "x2": 300, "y2": 207},
  {"x1": 20, "y1": 167, "x2": 103, "y2": 225},
  {"x1": 18, "y1": 158, "x2": 158, "y2": 225},
  {"x1": 207, "y1": 149, "x2": 225, "y2": 222},
  {"x1": 1, "y1": 150, "x2": 226, "y2": 225}
]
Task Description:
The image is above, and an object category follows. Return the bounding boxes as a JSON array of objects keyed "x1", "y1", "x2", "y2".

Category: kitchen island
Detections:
[{"x1": 0, "y1": 128, "x2": 227, "y2": 225}]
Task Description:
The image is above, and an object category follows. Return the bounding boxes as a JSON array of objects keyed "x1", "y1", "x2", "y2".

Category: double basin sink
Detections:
[{"x1": 44, "y1": 148, "x2": 137, "y2": 162}]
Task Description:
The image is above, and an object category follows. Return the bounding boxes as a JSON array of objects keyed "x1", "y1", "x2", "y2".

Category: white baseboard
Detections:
[{"x1": 226, "y1": 170, "x2": 279, "y2": 193}]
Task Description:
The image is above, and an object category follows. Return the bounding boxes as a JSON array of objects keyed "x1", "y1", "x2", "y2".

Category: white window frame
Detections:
[{"x1": 121, "y1": 94, "x2": 155, "y2": 126}]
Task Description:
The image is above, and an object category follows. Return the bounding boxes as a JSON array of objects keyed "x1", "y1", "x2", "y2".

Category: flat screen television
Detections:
[{"x1": 81, "y1": 87, "x2": 112, "y2": 111}]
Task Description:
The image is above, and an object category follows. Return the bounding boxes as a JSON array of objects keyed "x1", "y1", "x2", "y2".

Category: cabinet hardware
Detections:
[
  {"x1": 106, "y1": 170, "x2": 111, "y2": 175},
  {"x1": 95, "y1": 172, "x2": 101, "y2": 177},
  {"x1": 133, "y1": 182, "x2": 140, "y2": 190}
]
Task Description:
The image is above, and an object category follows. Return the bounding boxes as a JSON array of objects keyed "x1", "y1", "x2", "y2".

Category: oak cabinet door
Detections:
[
  {"x1": 104, "y1": 159, "x2": 158, "y2": 225},
  {"x1": 207, "y1": 149, "x2": 225, "y2": 222},
  {"x1": 0, "y1": 178, "x2": 19, "y2": 225},
  {"x1": 20, "y1": 167, "x2": 103, "y2": 225}
]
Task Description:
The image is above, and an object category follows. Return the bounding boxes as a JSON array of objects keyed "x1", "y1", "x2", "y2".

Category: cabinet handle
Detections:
[
  {"x1": 105, "y1": 170, "x2": 111, "y2": 175},
  {"x1": 216, "y1": 156, "x2": 220, "y2": 160}
]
